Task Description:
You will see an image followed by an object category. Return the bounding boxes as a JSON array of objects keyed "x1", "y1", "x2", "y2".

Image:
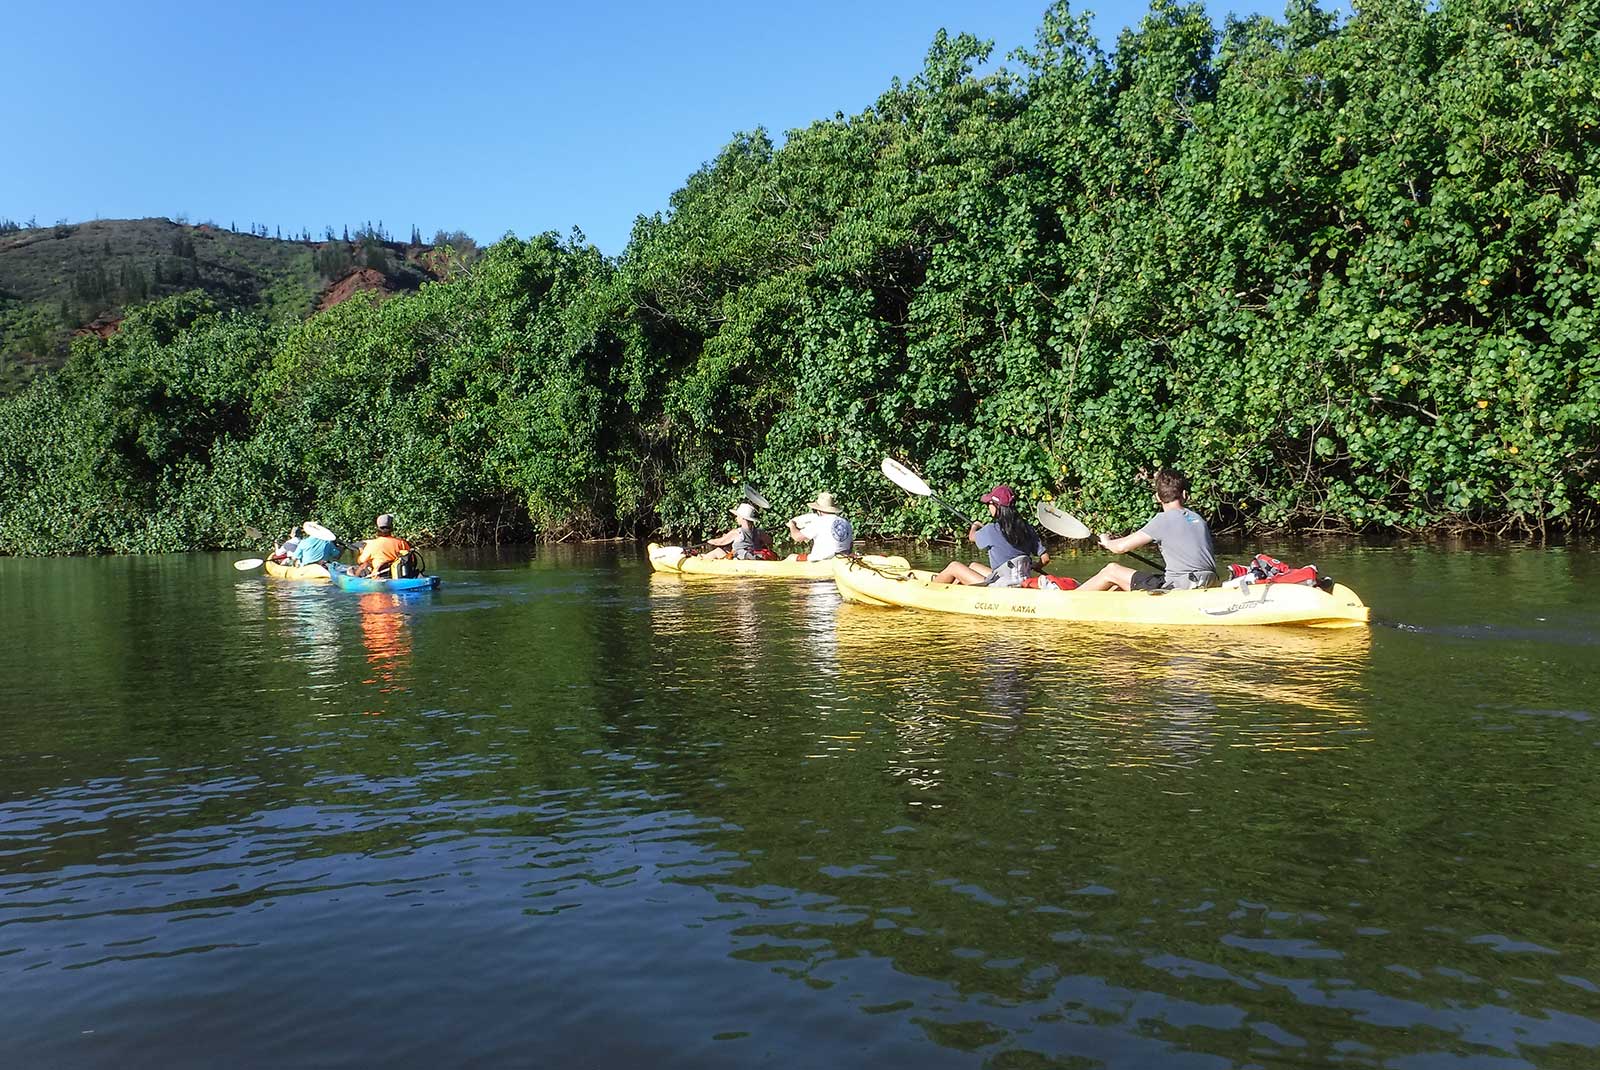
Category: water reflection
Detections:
[
  {"x1": 831, "y1": 605, "x2": 1372, "y2": 764},
  {"x1": 357, "y1": 592, "x2": 413, "y2": 711},
  {"x1": 265, "y1": 581, "x2": 343, "y2": 679}
]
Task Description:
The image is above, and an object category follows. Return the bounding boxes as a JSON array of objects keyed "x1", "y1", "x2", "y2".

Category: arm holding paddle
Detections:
[
  {"x1": 1097, "y1": 529, "x2": 1154, "y2": 556},
  {"x1": 1036, "y1": 501, "x2": 1162, "y2": 572}
]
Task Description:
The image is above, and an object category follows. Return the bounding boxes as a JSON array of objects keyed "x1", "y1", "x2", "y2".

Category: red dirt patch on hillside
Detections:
[
  {"x1": 73, "y1": 313, "x2": 124, "y2": 339},
  {"x1": 317, "y1": 267, "x2": 393, "y2": 311}
]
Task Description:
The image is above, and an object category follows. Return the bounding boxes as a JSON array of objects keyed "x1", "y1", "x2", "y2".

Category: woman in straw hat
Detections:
[
  {"x1": 785, "y1": 491, "x2": 854, "y2": 562},
  {"x1": 704, "y1": 502, "x2": 775, "y2": 560}
]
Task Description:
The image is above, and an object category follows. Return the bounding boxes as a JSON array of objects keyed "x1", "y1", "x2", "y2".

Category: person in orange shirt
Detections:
[{"x1": 356, "y1": 514, "x2": 415, "y2": 578}]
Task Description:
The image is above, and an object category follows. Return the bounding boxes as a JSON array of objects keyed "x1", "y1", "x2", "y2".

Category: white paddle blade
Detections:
[
  {"x1": 233, "y1": 558, "x2": 265, "y2": 571},
  {"x1": 740, "y1": 484, "x2": 772, "y2": 510},
  {"x1": 880, "y1": 457, "x2": 934, "y2": 498},
  {"x1": 303, "y1": 520, "x2": 338, "y2": 542},
  {"x1": 1036, "y1": 502, "x2": 1092, "y2": 540}
]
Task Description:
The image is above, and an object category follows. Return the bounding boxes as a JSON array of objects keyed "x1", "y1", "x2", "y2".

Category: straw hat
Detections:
[
  {"x1": 809, "y1": 492, "x2": 841, "y2": 514},
  {"x1": 730, "y1": 502, "x2": 758, "y2": 522}
]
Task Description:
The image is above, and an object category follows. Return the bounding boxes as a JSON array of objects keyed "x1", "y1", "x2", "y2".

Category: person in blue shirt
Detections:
[
  {"x1": 931, "y1": 485, "x2": 1049, "y2": 586},
  {"x1": 290, "y1": 533, "x2": 341, "y2": 567}
]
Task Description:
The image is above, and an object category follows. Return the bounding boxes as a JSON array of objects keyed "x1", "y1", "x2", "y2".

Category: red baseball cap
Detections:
[{"x1": 979, "y1": 485, "x2": 1015, "y2": 507}]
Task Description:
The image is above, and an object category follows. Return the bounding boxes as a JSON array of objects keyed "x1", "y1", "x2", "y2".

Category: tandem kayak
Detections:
[
  {"x1": 646, "y1": 542, "x2": 906, "y2": 579},
  {"x1": 833, "y1": 556, "x2": 1369, "y2": 629},
  {"x1": 263, "y1": 560, "x2": 332, "y2": 582},
  {"x1": 327, "y1": 564, "x2": 440, "y2": 593}
]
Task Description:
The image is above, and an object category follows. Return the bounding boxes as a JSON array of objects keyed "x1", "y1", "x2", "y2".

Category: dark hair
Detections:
[
  {"x1": 992, "y1": 502, "x2": 1038, "y2": 555},
  {"x1": 1152, "y1": 469, "x2": 1190, "y2": 504}
]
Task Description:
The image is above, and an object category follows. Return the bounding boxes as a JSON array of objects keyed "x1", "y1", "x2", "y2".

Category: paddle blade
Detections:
[
  {"x1": 233, "y1": 558, "x2": 265, "y2": 571},
  {"x1": 243, "y1": 525, "x2": 264, "y2": 541},
  {"x1": 880, "y1": 457, "x2": 933, "y2": 498},
  {"x1": 740, "y1": 483, "x2": 772, "y2": 510},
  {"x1": 1036, "y1": 502, "x2": 1092, "y2": 540},
  {"x1": 303, "y1": 520, "x2": 338, "y2": 542}
]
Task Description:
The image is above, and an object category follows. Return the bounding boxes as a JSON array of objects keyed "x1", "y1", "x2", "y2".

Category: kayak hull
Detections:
[
  {"x1": 833, "y1": 556, "x2": 1369, "y2": 628},
  {"x1": 647, "y1": 542, "x2": 887, "y2": 579},
  {"x1": 327, "y1": 565, "x2": 440, "y2": 593},
  {"x1": 263, "y1": 560, "x2": 332, "y2": 582}
]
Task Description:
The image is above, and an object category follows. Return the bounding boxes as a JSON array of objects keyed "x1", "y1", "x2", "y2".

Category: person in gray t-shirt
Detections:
[{"x1": 1079, "y1": 469, "x2": 1218, "y2": 592}]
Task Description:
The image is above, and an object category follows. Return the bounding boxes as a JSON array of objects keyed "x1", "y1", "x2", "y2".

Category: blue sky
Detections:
[{"x1": 4, "y1": 1, "x2": 1282, "y2": 254}]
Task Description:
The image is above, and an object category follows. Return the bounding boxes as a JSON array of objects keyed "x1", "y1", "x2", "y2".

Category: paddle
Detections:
[
  {"x1": 741, "y1": 484, "x2": 772, "y2": 510},
  {"x1": 880, "y1": 457, "x2": 974, "y2": 526},
  {"x1": 232, "y1": 523, "x2": 269, "y2": 571},
  {"x1": 1036, "y1": 502, "x2": 1163, "y2": 572}
]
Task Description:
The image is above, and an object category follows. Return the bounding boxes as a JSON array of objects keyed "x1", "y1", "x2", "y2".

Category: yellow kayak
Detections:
[
  {"x1": 263, "y1": 560, "x2": 332, "y2": 582},
  {"x1": 834, "y1": 556, "x2": 1369, "y2": 629},
  {"x1": 647, "y1": 542, "x2": 905, "y2": 579}
]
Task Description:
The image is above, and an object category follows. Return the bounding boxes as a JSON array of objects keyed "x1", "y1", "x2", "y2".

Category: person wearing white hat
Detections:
[
  {"x1": 704, "y1": 501, "x2": 774, "y2": 560},
  {"x1": 785, "y1": 491, "x2": 853, "y2": 561}
]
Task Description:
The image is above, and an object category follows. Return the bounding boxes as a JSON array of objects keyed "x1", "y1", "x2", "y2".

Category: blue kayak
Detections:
[{"x1": 327, "y1": 564, "x2": 441, "y2": 593}]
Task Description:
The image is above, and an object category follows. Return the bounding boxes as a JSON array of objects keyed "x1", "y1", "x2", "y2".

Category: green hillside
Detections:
[{"x1": 0, "y1": 218, "x2": 436, "y2": 391}]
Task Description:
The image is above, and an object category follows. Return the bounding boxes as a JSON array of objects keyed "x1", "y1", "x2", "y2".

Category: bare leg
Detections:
[
  {"x1": 1078, "y1": 563, "x2": 1138, "y2": 592},
  {"x1": 704, "y1": 547, "x2": 730, "y2": 560},
  {"x1": 932, "y1": 561, "x2": 991, "y2": 585}
]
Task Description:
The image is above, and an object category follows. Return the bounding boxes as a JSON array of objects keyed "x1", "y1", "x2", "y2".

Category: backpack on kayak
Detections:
[
  {"x1": 386, "y1": 550, "x2": 425, "y2": 579},
  {"x1": 1226, "y1": 553, "x2": 1321, "y2": 587},
  {"x1": 1021, "y1": 574, "x2": 1080, "y2": 590}
]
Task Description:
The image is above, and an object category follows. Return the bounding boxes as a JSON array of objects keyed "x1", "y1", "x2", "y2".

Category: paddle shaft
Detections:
[
  {"x1": 1124, "y1": 548, "x2": 1165, "y2": 571},
  {"x1": 925, "y1": 493, "x2": 974, "y2": 528}
]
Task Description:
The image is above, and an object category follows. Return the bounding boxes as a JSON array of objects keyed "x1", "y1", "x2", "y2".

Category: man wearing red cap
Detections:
[{"x1": 931, "y1": 484, "x2": 1049, "y2": 586}]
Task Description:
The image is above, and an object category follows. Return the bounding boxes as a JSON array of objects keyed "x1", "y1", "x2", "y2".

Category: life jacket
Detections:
[{"x1": 1022, "y1": 574, "x2": 1079, "y2": 590}]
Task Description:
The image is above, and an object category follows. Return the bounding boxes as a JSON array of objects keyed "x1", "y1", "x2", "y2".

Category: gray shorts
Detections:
[{"x1": 981, "y1": 555, "x2": 1032, "y2": 589}]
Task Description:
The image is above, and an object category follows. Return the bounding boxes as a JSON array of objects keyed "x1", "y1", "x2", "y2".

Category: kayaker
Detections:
[
  {"x1": 290, "y1": 531, "x2": 341, "y2": 567},
  {"x1": 1079, "y1": 469, "x2": 1217, "y2": 591},
  {"x1": 356, "y1": 514, "x2": 416, "y2": 578},
  {"x1": 704, "y1": 502, "x2": 775, "y2": 560},
  {"x1": 931, "y1": 485, "x2": 1049, "y2": 587},
  {"x1": 785, "y1": 492, "x2": 853, "y2": 561},
  {"x1": 269, "y1": 526, "x2": 301, "y2": 564}
]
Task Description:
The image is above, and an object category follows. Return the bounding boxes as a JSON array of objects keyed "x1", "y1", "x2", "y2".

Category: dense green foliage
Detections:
[{"x1": 2, "y1": 0, "x2": 1596, "y2": 553}]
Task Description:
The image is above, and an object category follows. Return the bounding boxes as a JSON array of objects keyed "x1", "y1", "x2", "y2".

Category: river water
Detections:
[{"x1": 2, "y1": 543, "x2": 1597, "y2": 1068}]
